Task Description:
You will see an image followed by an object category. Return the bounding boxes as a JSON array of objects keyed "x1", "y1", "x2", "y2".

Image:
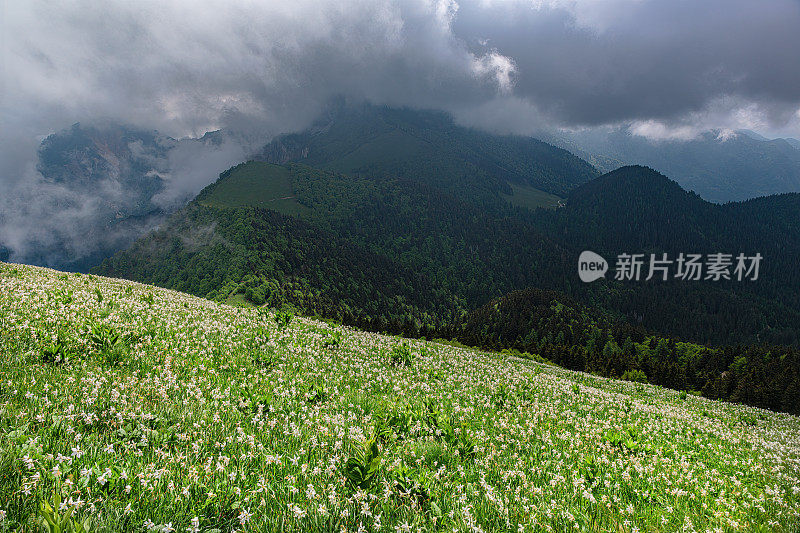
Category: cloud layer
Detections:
[
  {"x1": 3, "y1": 0, "x2": 800, "y2": 265},
  {"x1": 6, "y1": 0, "x2": 796, "y2": 145},
  {"x1": 451, "y1": 0, "x2": 800, "y2": 137},
  {"x1": 2, "y1": 0, "x2": 514, "y2": 144}
]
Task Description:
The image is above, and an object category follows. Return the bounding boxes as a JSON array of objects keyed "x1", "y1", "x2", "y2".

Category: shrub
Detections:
[
  {"x1": 238, "y1": 386, "x2": 274, "y2": 414},
  {"x1": 302, "y1": 381, "x2": 328, "y2": 404},
  {"x1": 440, "y1": 418, "x2": 477, "y2": 461},
  {"x1": 323, "y1": 329, "x2": 343, "y2": 348},
  {"x1": 88, "y1": 322, "x2": 127, "y2": 365},
  {"x1": 274, "y1": 307, "x2": 293, "y2": 330},
  {"x1": 38, "y1": 486, "x2": 95, "y2": 533},
  {"x1": 384, "y1": 402, "x2": 416, "y2": 439},
  {"x1": 492, "y1": 383, "x2": 514, "y2": 409},
  {"x1": 41, "y1": 337, "x2": 70, "y2": 366},
  {"x1": 390, "y1": 343, "x2": 413, "y2": 367},
  {"x1": 390, "y1": 464, "x2": 438, "y2": 509},
  {"x1": 621, "y1": 369, "x2": 648, "y2": 383},
  {"x1": 343, "y1": 436, "x2": 381, "y2": 490}
]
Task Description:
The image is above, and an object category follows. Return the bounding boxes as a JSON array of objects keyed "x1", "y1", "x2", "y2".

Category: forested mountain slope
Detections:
[
  {"x1": 540, "y1": 166, "x2": 800, "y2": 345},
  {"x1": 96, "y1": 161, "x2": 573, "y2": 333},
  {"x1": 97, "y1": 163, "x2": 800, "y2": 346}
]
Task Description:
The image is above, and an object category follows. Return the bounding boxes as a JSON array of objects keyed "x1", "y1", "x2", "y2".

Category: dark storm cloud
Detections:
[
  {"x1": 450, "y1": 0, "x2": 800, "y2": 133},
  {"x1": 2, "y1": 0, "x2": 512, "y2": 144},
  {"x1": 3, "y1": 1, "x2": 800, "y2": 148}
]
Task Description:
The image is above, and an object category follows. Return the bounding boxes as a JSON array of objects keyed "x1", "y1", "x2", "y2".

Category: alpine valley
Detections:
[{"x1": 88, "y1": 104, "x2": 800, "y2": 415}]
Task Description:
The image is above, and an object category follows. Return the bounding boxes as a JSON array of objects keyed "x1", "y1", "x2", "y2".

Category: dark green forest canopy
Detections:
[
  {"x1": 98, "y1": 161, "x2": 800, "y2": 344},
  {"x1": 452, "y1": 287, "x2": 800, "y2": 415}
]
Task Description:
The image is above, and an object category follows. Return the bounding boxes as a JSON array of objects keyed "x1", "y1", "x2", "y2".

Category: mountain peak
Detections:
[
  {"x1": 255, "y1": 103, "x2": 598, "y2": 199},
  {"x1": 570, "y1": 165, "x2": 697, "y2": 204}
]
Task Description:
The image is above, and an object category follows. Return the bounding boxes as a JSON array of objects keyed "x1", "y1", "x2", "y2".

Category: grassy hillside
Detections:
[
  {"x1": 501, "y1": 183, "x2": 564, "y2": 210},
  {"x1": 2, "y1": 262, "x2": 800, "y2": 532},
  {"x1": 195, "y1": 162, "x2": 309, "y2": 217}
]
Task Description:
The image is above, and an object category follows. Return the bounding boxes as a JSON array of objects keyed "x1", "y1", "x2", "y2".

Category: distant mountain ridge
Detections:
[
  {"x1": 547, "y1": 128, "x2": 800, "y2": 203},
  {"x1": 4, "y1": 123, "x2": 174, "y2": 271},
  {"x1": 1, "y1": 123, "x2": 245, "y2": 271}
]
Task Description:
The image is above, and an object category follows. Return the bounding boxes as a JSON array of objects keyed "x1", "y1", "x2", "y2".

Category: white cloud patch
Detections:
[
  {"x1": 471, "y1": 51, "x2": 516, "y2": 94},
  {"x1": 629, "y1": 120, "x2": 700, "y2": 142},
  {"x1": 152, "y1": 137, "x2": 248, "y2": 209}
]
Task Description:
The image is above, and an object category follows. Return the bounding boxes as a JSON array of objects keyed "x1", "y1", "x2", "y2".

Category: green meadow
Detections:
[{"x1": 1, "y1": 262, "x2": 799, "y2": 532}]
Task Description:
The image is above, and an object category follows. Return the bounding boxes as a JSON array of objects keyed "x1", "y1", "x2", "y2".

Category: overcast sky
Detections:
[
  {"x1": 3, "y1": 0, "x2": 800, "y2": 145},
  {"x1": 2, "y1": 0, "x2": 800, "y2": 262}
]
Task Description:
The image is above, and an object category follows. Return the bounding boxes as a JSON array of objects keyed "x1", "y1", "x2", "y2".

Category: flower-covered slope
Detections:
[{"x1": 1, "y1": 262, "x2": 799, "y2": 532}]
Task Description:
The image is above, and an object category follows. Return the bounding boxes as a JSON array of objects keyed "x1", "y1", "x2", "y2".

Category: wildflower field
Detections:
[{"x1": 1, "y1": 263, "x2": 799, "y2": 532}]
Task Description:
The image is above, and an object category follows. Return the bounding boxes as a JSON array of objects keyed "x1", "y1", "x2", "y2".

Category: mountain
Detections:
[
  {"x1": 536, "y1": 166, "x2": 800, "y2": 345},
  {"x1": 2, "y1": 105, "x2": 596, "y2": 271},
  {"x1": 92, "y1": 189, "x2": 462, "y2": 334},
  {"x1": 550, "y1": 165, "x2": 800, "y2": 293},
  {"x1": 94, "y1": 160, "x2": 573, "y2": 333},
  {"x1": 37, "y1": 123, "x2": 172, "y2": 199},
  {"x1": 96, "y1": 161, "x2": 800, "y2": 348},
  {"x1": 1, "y1": 123, "x2": 173, "y2": 271},
  {"x1": 0, "y1": 123, "x2": 245, "y2": 271},
  {"x1": 739, "y1": 130, "x2": 800, "y2": 151},
  {"x1": 549, "y1": 128, "x2": 800, "y2": 203},
  {"x1": 256, "y1": 102, "x2": 599, "y2": 204},
  {"x1": 92, "y1": 161, "x2": 800, "y2": 412}
]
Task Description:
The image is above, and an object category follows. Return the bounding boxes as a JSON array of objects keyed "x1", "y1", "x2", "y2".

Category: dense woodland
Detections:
[{"x1": 95, "y1": 204, "x2": 460, "y2": 334}]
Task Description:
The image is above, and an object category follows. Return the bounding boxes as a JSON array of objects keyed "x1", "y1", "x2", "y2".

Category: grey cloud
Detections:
[
  {"x1": 152, "y1": 136, "x2": 247, "y2": 209},
  {"x1": 4, "y1": 1, "x2": 800, "y2": 145},
  {"x1": 0, "y1": 122, "x2": 245, "y2": 267},
  {"x1": 451, "y1": 0, "x2": 800, "y2": 132},
  {"x1": 2, "y1": 0, "x2": 511, "y2": 141},
  {"x1": 0, "y1": 168, "x2": 162, "y2": 268},
  {"x1": 3, "y1": 0, "x2": 800, "y2": 267}
]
